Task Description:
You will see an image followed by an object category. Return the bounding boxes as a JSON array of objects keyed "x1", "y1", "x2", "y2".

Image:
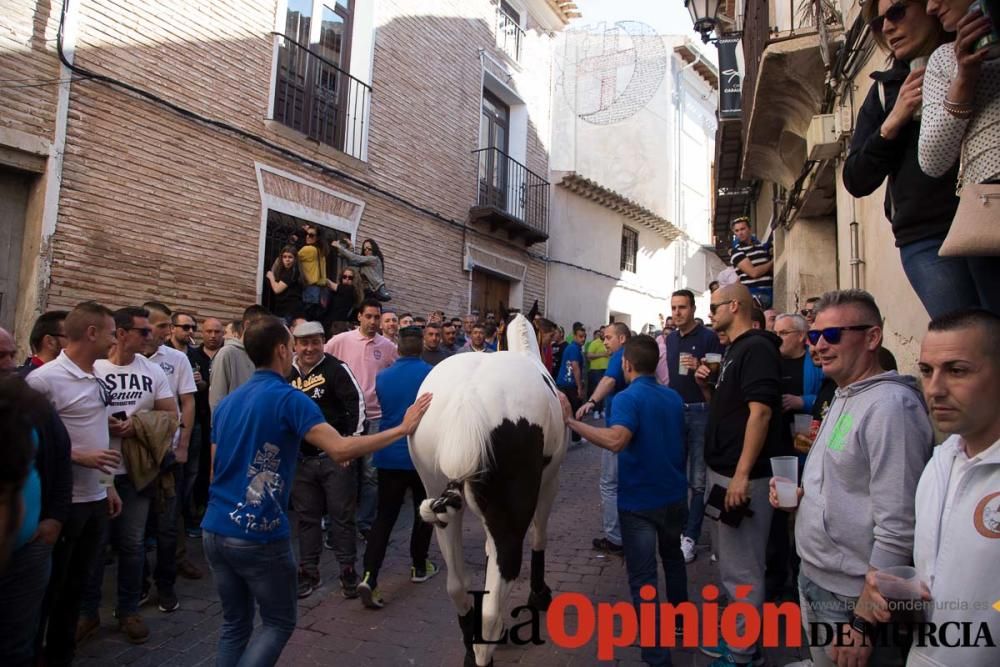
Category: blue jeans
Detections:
[
  {"x1": 599, "y1": 449, "x2": 621, "y2": 545},
  {"x1": 82, "y1": 474, "x2": 151, "y2": 617},
  {"x1": 151, "y1": 465, "x2": 180, "y2": 593},
  {"x1": 682, "y1": 406, "x2": 708, "y2": 542},
  {"x1": 357, "y1": 419, "x2": 380, "y2": 533},
  {"x1": 619, "y1": 500, "x2": 689, "y2": 666},
  {"x1": 0, "y1": 540, "x2": 53, "y2": 666},
  {"x1": 899, "y1": 235, "x2": 1000, "y2": 317},
  {"x1": 203, "y1": 532, "x2": 297, "y2": 667}
]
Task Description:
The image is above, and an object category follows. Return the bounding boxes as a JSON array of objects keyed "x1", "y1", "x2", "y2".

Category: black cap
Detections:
[{"x1": 399, "y1": 326, "x2": 423, "y2": 339}]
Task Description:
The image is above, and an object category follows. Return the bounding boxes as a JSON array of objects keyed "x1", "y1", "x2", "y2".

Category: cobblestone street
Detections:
[{"x1": 77, "y1": 436, "x2": 809, "y2": 666}]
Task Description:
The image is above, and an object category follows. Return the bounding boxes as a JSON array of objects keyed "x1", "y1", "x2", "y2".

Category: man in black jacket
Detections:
[{"x1": 288, "y1": 322, "x2": 366, "y2": 600}]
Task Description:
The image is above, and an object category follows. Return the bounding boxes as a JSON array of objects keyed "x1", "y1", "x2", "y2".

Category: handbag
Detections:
[{"x1": 940, "y1": 183, "x2": 1000, "y2": 256}]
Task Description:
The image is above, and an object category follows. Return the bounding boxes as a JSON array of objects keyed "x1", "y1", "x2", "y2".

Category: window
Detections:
[
  {"x1": 273, "y1": 0, "x2": 371, "y2": 159},
  {"x1": 620, "y1": 226, "x2": 638, "y2": 273},
  {"x1": 496, "y1": 1, "x2": 524, "y2": 61}
]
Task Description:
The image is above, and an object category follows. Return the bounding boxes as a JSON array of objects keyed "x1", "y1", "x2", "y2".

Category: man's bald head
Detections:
[
  {"x1": 715, "y1": 283, "x2": 753, "y2": 309},
  {"x1": 0, "y1": 327, "x2": 17, "y2": 375},
  {"x1": 709, "y1": 283, "x2": 754, "y2": 336}
]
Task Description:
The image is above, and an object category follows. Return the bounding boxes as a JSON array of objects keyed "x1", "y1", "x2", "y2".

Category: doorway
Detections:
[
  {"x1": 0, "y1": 167, "x2": 30, "y2": 332},
  {"x1": 470, "y1": 269, "x2": 511, "y2": 315}
]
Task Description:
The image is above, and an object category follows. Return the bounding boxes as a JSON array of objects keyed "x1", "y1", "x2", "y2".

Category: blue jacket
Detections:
[
  {"x1": 374, "y1": 357, "x2": 433, "y2": 470},
  {"x1": 801, "y1": 354, "x2": 825, "y2": 413}
]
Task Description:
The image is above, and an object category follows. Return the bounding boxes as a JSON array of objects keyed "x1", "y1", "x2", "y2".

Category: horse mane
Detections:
[{"x1": 505, "y1": 313, "x2": 540, "y2": 358}]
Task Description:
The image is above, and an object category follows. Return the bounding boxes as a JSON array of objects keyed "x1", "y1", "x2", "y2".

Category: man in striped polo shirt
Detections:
[{"x1": 730, "y1": 216, "x2": 774, "y2": 309}]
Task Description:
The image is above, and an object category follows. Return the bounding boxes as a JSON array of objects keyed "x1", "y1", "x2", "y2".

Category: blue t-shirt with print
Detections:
[
  {"x1": 203, "y1": 370, "x2": 326, "y2": 542},
  {"x1": 555, "y1": 341, "x2": 584, "y2": 389},
  {"x1": 608, "y1": 376, "x2": 687, "y2": 512},
  {"x1": 374, "y1": 357, "x2": 432, "y2": 470}
]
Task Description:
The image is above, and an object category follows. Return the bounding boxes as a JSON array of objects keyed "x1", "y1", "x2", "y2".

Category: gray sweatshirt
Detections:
[
  {"x1": 208, "y1": 338, "x2": 255, "y2": 414},
  {"x1": 795, "y1": 371, "x2": 933, "y2": 597}
]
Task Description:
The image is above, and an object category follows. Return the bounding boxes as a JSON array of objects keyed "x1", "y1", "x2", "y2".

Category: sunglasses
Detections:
[
  {"x1": 175, "y1": 324, "x2": 197, "y2": 332},
  {"x1": 806, "y1": 325, "x2": 874, "y2": 346},
  {"x1": 122, "y1": 326, "x2": 153, "y2": 337},
  {"x1": 800, "y1": 309, "x2": 815, "y2": 317},
  {"x1": 709, "y1": 299, "x2": 735, "y2": 315},
  {"x1": 869, "y1": 1, "x2": 909, "y2": 34},
  {"x1": 341, "y1": 275, "x2": 353, "y2": 280},
  {"x1": 305, "y1": 232, "x2": 317, "y2": 238}
]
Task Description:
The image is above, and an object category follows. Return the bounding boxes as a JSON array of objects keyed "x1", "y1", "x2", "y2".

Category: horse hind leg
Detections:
[{"x1": 527, "y1": 461, "x2": 560, "y2": 611}]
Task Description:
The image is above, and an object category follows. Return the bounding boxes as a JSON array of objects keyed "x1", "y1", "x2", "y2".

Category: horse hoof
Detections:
[{"x1": 528, "y1": 584, "x2": 553, "y2": 611}]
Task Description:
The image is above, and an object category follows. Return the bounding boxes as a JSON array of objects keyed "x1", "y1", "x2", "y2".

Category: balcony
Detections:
[
  {"x1": 471, "y1": 147, "x2": 549, "y2": 246},
  {"x1": 740, "y1": 0, "x2": 841, "y2": 188},
  {"x1": 495, "y1": 7, "x2": 525, "y2": 62},
  {"x1": 272, "y1": 35, "x2": 372, "y2": 161}
]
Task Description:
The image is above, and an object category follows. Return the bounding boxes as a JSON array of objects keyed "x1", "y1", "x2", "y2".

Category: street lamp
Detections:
[{"x1": 685, "y1": 0, "x2": 722, "y2": 43}]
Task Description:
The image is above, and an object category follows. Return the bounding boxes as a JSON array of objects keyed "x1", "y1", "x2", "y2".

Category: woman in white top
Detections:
[{"x1": 920, "y1": 0, "x2": 1000, "y2": 313}]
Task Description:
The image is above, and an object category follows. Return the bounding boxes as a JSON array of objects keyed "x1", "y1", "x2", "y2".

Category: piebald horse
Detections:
[{"x1": 409, "y1": 313, "x2": 566, "y2": 667}]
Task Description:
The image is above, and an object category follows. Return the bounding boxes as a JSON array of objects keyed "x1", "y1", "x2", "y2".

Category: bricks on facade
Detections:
[{"x1": 0, "y1": 0, "x2": 570, "y2": 343}]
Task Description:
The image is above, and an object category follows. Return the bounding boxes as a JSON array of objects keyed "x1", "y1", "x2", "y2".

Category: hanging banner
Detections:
[{"x1": 717, "y1": 35, "x2": 742, "y2": 118}]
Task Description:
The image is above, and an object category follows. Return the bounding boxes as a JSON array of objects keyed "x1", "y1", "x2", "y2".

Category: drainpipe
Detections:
[{"x1": 849, "y1": 197, "x2": 862, "y2": 288}]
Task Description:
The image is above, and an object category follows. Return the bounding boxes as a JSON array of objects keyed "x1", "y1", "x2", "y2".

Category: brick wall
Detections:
[
  {"x1": 0, "y1": 0, "x2": 64, "y2": 139},
  {"x1": 30, "y1": 0, "x2": 553, "y2": 324}
]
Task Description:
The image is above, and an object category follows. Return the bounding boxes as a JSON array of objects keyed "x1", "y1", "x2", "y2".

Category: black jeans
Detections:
[
  {"x1": 144, "y1": 466, "x2": 180, "y2": 594},
  {"x1": 362, "y1": 469, "x2": 432, "y2": 587},
  {"x1": 291, "y1": 456, "x2": 357, "y2": 578},
  {"x1": 43, "y1": 500, "x2": 108, "y2": 667}
]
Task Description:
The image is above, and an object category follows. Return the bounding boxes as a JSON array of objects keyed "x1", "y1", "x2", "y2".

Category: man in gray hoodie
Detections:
[
  {"x1": 772, "y1": 290, "x2": 933, "y2": 667},
  {"x1": 208, "y1": 305, "x2": 268, "y2": 414}
]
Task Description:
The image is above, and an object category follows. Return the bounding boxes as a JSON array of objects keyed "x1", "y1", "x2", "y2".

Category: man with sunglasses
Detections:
[
  {"x1": 770, "y1": 290, "x2": 932, "y2": 667},
  {"x1": 80, "y1": 307, "x2": 176, "y2": 644},
  {"x1": 18, "y1": 310, "x2": 69, "y2": 376},
  {"x1": 694, "y1": 283, "x2": 783, "y2": 667}
]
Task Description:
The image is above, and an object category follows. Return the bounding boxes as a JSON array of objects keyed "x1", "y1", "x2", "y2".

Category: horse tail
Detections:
[
  {"x1": 505, "y1": 313, "x2": 540, "y2": 358},
  {"x1": 435, "y1": 389, "x2": 494, "y2": 481}
]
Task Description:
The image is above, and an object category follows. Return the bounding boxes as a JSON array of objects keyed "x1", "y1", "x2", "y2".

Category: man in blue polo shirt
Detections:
[
  {"x1": 565, "y1": 335, "x2": 688, "y2": 667},
  {"x1": 576, "y1": 322, "x2": 631, "y2": 553},
  {"x1": 667, "y1": 289, "x2": 725, "y2": 564},
  {"x1": 555, "y1": 325, "x2": 587, "y2": 443},
  {"x1": 203, "y1": 316, "x2": 430, "y2": 667},
  {"x1": 357, "y1": 326, "x2": 437, "y2": 609}
]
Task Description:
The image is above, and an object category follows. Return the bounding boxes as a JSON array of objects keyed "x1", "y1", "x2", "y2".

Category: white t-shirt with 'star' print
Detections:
[
  {"x1": 730, "y1": 241, "x2": 773, "y2": 290},
  {"x1": 94, "y1": 355, "x2": 174, "y2": 474}
]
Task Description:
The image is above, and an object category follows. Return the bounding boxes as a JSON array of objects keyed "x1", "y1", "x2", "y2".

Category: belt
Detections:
[{"x1": 684, "y1": 402, "x2": 709, "y2": 412}]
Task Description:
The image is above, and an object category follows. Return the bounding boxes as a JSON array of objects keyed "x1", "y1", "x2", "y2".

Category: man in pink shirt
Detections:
[{"x1": 325, "y1": 299, "x2": 397, "y2": 534}]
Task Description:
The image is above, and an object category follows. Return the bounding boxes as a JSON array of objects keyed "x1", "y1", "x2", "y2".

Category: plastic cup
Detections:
[
  {"x1": 771, "y1": 456, "x2": 799, "y2": 484},
  {"x1": 793, "y1": 413, "x2": 813, "y2": 435},
  {"x1": 774, "y1": 478, "x2": 799, "y2": 508},
  {"x1": 678, "y1": 352, "x2": 693, "y2": 376},
  {"x1": 874, "y1": 566, "x2": 923, "y2": 600},
  {"x1": 97, "y1": 470, "x2": 115, "y2": 488}
]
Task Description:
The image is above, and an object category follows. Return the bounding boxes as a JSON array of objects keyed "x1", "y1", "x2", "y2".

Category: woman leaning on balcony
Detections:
[
  {"x1": 919, "y1": 0, "x2": 1000, "y2": 314},
  {"x1": 843, "y1": 0, "x2": 979, "y2": 319},
  {"x1": 333, "y1": 238, "x2": 391, "y2": 302}
]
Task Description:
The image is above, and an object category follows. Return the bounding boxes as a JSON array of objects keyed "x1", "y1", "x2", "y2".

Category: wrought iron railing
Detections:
[
  {"x1": 495, "y1": 7, "x2": 524, "y2": 62},
  {"x1": 473, "y1": 147, "x2": 549, "y2": 236},
  {"x1": 272, "y1": 33, "x2": 372, "y2": 160}
]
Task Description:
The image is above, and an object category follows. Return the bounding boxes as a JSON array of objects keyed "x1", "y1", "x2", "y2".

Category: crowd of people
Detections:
[{"x1": 0, "y1": 279, "x2": 997, "y2": 667}]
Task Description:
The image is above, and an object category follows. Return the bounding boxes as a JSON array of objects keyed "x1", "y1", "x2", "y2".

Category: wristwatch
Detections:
[{"x1": 849, "y1": 613, "x2": 876, "y2": 636}]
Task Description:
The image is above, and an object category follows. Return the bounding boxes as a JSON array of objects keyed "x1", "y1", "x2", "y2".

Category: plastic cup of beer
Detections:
[
  {"x1": 98, "y1": 470, "x2": 115, "y2": 488},
  {"x1": 704, "y1": 353, "x2": 722, "y2": 381},
  {"x1": 874, "y1": 566, "x2": 926, "y2": 624},
  {"x1": 771, "y1": 456, "x2": 799, "y2": 508},
  {"x1": 678, "y1": 352, "x2": 693, "y2": 376},
  {"x1": 793, "y1": 413, "x2": 813, "y2": 435}
]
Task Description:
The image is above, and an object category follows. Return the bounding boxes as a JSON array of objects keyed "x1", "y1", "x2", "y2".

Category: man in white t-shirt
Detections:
[
  {"x1": 891, "y1": 310, "x2": 1000, "y2": 667},
  {"x1": 78, "y1": 306, "x2": 175, "y2": 644},
  {"x1": 142, "y1": 301, "x2": 198, "y2": 610},
  {"x1": 26, "y1": 301, "x2": 123, "y2": 665}
]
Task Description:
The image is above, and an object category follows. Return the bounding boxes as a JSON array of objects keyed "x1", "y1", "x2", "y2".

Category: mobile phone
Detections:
[{"x1": 112, "y1": 411, "x2": 127, "y2": 421}]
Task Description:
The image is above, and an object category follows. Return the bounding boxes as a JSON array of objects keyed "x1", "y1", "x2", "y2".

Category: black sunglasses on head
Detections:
[
  {"x1": 807, "y1": 325, "x2": 874, "y2": 346},
  {"x1": 869, "y1": 1, "x2": 909, "y2": 34}
]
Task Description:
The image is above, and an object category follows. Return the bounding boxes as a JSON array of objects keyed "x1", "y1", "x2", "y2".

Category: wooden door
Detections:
[
  {"x1": 470, "y1": 269, "x2": 510, "y2": 315},
  {"x1": 0, "y1": 168, "x2": 29, "y2": 332}
]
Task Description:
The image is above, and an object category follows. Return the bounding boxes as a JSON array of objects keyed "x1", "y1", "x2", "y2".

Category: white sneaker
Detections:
[
  {"x1": 680, "y1": 536, "x2": 696, "y2": 564},
  {"x1": 783, "y1": 661, "x2": 814, "y2": 667},
  {"x1": 710, "y1": 552, "x2": 718, "y2": 563}
]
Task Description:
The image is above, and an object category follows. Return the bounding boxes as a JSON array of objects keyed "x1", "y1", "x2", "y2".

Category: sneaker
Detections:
[
  {"x1": 297, "y1": 573, "x2": 318, "y2": 599},
  {"x1": 357, "y1": 572, "x2": 385, "y2": 609},
  {"x1": 680, "y1": 536, "x2": 697, "y2": 564},
  {"x1": 782, "y1": 661, "x2": 814, "y2": 666},
  {"x1": 323, "y1": 533, "x2": 335, "y2": 551},
  {"x1": 410, "y1": 560, "x2": 440, "y2": 583},
  {"x1": 177, "y1": 558, "x2": 203, "y2": 580},
  {"x1": 76, "y1": 615, "x2": 100, "y2": 644},
  {"x1": 157, "y1": 589, "x2": 179, "y2": 613},
  {"x1": 118, "y1": 614, "x2": 150, "y2": 644},
  {"x1": 185, "y1": 527, "x2": 202, "y2": 539},
  {"x1": 700, "y1": 640, "x2": 763, "y2": 666},
  {"x1": 340, "y1": 566, "x2": 360, "y2": 599},
  {"x1": 138, "y1": 587, "x2": 151, "y2": 607},
  {"x1": 710, "y1": 552, "x2": 718, "y2": 563},
  {"x1": 592, "y1": 537, "x2": 623, "y2": 554}
]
